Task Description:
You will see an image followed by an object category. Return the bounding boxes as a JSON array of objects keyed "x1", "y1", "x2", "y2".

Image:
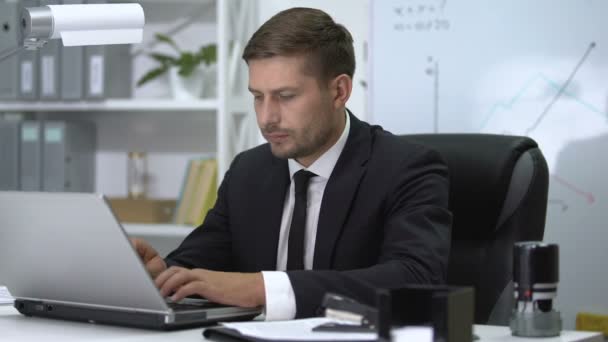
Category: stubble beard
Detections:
[{"x1": 268, "y1": 124, "x2": 334, "y2": 161}]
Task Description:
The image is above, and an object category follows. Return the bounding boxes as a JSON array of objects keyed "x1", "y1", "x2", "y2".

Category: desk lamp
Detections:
[{"x1": 0, "y1": 3, "x2": 144, "y2": 63}]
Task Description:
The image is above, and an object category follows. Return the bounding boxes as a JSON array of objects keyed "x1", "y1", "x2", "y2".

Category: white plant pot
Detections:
[
  {"x1": 169, "y1": 66, "x2": 205, "y2": 100},
  {"x1": 201, "y1": 63, "x2": 217, "y2": 98}
]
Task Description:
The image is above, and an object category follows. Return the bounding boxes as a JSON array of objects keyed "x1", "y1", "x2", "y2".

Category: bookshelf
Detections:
[
  {"x1": 0, "y1": 99, "x2": 219, "y2": 112},
  {"x1": 0, "y1": 0, "x2": 260, "y2": 233},
  {"x1": 123, "y1": 223, "x2": 193, "y2": 238}
]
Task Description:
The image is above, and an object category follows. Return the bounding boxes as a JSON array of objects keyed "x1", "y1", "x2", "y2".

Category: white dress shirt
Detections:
[{"x1": 262, "y1": 112, "x2": 350, "y2": 320}]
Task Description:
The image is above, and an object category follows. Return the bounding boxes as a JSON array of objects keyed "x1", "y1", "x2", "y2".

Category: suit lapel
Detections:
[
  {"x1": 313, "y1": 113, "x2": 372, "y2": 269},
  {"x1": 256, "y1": 155, "x2": 289, "y2": 270}
]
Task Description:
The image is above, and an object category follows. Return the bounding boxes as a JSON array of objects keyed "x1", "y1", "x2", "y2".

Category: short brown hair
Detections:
[{"x1": 242, "y1": 7, "x2": 355, "y2": 81}]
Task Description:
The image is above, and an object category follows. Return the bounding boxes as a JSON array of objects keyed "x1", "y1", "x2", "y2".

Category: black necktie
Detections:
[{"x1": 287, "y1": 170, "x2": 316, "y2": 270}]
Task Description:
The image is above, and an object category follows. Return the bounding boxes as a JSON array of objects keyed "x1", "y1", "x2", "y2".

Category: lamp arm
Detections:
[
  {"x1": 0, "y1": 46, "x2": 26, "y2": 63},
  {"x1": 0, "y1": 38, "x2": 48, "y2": 63}
]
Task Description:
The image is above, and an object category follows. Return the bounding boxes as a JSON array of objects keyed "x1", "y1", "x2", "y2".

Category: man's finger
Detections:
[
  {"x1": 170, "y1": 281, "x2": 207, "y2": 302},
  {"x1": 146, "y1": 257, "x2": 167, "y2": 278},
  {"x1": 130, "y1": 238, "x2": 156, "y2": 263},
  {"x1": 130, "y1": 238, "x2": 145, "y2": 257},
  {"x1": 158, "y1": 269, "x2": 195, "y2": 297},
  {"x1": 155, "y1": 266, "x2": 183, "y2": 289}
]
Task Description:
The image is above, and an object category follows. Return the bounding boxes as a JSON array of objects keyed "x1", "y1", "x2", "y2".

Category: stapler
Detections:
[{"x1": 313, "y1": 290, "x2": 390, "y2": 340}]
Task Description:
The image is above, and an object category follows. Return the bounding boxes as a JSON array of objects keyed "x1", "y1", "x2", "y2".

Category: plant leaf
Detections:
[
  {"x1": 150, "y1": 53, "x2": 178, "y2": 66},
  {"x1": 155, "y1": 33, "x2": 180, "y2": 53},
  {"x1": 198, "y1": 44, "x2": 217, "y2": 66},
  {"x1": 178, "y1": 52, "x2": 197, "y2": 77},
  {"x1": 136, "y1": 65, "x2": 169, "y2": 87}
]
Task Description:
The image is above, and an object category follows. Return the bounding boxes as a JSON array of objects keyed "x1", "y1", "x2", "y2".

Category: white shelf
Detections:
[
  {"x1": 0, "y1": 99, "x2": 218, "y2": 112},
  {"x1": 122, "y1": 223, "x2": 194, "y2": 238},
  {"x1": 133, "y1": 0, "x2": 214, "y2": 4}
]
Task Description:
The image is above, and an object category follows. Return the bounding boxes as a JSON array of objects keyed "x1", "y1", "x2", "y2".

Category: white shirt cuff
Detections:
[{"x1": 261, "y1": 271, "x2": 296, "y2": 321}]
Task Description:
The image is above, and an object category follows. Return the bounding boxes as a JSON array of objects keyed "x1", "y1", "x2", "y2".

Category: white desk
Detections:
[
  {"x1": 0, "y1": 306, "x2": 602, "y2": 341},
  {"x1": 473, "y1": 325, "x2": 602, "y2": 342}
]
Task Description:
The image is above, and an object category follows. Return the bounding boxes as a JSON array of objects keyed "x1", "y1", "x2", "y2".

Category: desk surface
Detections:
[{"x1": 0, "y1": 306, "x2": 602, "y2": 341}]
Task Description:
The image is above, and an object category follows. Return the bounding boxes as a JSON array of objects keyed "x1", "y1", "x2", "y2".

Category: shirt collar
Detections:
[{"x1": 288, "y1": 110, "x2": 351, "y2": 180}]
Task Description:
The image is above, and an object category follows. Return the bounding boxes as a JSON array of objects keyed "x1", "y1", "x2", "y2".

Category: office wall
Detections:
[
  {"x1": 258, "y1": 0, "x2": 370, "y2": 121},
  {"x1": 370, "y1": 0, "x2": 608, "y2": 329}
]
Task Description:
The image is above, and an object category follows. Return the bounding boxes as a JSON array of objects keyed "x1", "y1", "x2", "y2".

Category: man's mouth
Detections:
[{"x1": 265, "y1": 133, "x2": 289, "y2": 143}]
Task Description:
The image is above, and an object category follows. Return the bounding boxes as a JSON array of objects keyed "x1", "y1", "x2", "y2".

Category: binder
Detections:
[
  {"x1": 42, "y1": 121, "x2": 96, "y2": 192},
  {"x1": 105, "y1": 44, "x2": 133, "y2": 99},
  {"x1": 38, "y1": 0, "x2": 61, "y2": 100},
  {"x1": 0, "y1": 1, "x2": 20, "y2": 101},
  {"x1": 174, "y1": 159, "x2": 204, "y2": 225},
  {"x1": 20, "y1": 121, "x2": 43, "y2": 191},
  {"x1": 0, "y1": 120, "x2": 21, "y2": 190},
  {"x1": 189, "y1": 159, "x2": 218, "y2": 226},
  {"x1": 82, "y1": 0, "x2": 133, "y2": 100},
  {"x1": 18, "y1": 0, "x2": 40, "y2": 101},
  {"x1": 60, "y1": 44, "x2": 84, "y2": 100},
  {"x1": 84, "y1": 0, "x2": 107, "y2": 100},
  {"x1": 84, "y1": 45, "x2": 105, "y2": 100},
  {"x1": 59, "y1": 0, "x2": 85, "y2": 100}
]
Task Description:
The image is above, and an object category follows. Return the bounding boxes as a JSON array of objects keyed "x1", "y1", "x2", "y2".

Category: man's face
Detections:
[{"x1": 248, "y1": 55, "x2": 341, "y2": 166}]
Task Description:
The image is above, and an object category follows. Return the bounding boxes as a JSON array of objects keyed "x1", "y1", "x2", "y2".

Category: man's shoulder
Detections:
[{"x1": 230, "y1": 143, "x2": 278, "y2": 169}]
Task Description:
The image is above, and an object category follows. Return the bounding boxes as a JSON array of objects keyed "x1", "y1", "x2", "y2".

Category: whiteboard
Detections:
[{"x1": 370, "y1": 0, "x2": 608, "y2": 329}]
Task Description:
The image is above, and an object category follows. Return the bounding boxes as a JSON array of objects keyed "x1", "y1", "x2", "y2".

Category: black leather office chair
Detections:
[{"x1": 403, "y1": 134, "x2": 549, "y2": 325}]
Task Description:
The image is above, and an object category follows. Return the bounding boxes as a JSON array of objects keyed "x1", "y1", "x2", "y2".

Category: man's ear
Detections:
[{"x1": 330, "y1": 74, "x2": 353, "y2": 109}]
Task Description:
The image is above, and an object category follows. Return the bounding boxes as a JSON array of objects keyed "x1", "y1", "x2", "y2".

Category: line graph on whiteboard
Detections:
[
  {"x1": 418, "y1": 44, "x2": 606, "y2": 212},
  {"x1": 477, "y1": 74, "x2": 604, "y2": 211},
  {"x1": 473, "y1": 44, "x2": 605, "y2": 211},
  {"x1": 373, "y1": 3, "x2": 608, "y2": 214}
]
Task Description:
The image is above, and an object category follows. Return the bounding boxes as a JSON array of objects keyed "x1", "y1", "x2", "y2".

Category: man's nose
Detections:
[{"x1": 258, "y1": 98, "x2": 280, "y2": 126}]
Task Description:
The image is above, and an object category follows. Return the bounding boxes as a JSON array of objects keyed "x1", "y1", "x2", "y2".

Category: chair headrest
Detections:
[{"x1": 404, "y1": 134, "x2": 539, "y2": 239}]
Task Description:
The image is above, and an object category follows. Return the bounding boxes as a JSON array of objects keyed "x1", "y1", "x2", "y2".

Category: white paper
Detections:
[
  {"x1": 0, "y1": 286, "x2": 14, "y2": 305},
  {"x1": 221, "y1": 318, "x2": 377, "y2": 341},
  {"x1": 47, "y1": 4, "x2": 144, "y2": 46},
  {"x1": 391, "y1": 326, "x2": 433, "y2": 342}
]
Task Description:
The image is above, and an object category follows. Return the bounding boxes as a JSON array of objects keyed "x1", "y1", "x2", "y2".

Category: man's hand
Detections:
[
  {"x1": 130, "y1": 237, "x2": 167, "y2": 278},
  {"x1": 155, "y1": 266, "x2": 265, "y2": 308}
]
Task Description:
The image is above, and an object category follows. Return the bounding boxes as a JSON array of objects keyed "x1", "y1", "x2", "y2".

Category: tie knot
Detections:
[{"x1": 293, "y1": 170, "x2": 316, "y2": 194}]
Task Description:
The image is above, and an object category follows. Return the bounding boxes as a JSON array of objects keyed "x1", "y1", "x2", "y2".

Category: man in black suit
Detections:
[{"x1": 132, "y1": 7, "x2": 451, "y2": 319}]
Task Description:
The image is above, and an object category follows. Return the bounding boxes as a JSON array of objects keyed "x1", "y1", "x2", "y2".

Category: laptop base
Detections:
[{"x1": 15, "y1": 299, "x2": 260, "y2": 330}]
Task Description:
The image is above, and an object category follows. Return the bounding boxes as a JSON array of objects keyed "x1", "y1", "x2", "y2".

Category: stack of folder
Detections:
[
  {"x1": 0, "y1": 119, "x2": 96, "y2": 192},
  {"x1": 0, "y1": 120, "x2": 21, "y2": 190},
  {"x1": 0, "y1": 0, "x2": 132, "y2": 102},
  {"x1": 174, "y1": 158, "x2": 218, "y2": 227}
]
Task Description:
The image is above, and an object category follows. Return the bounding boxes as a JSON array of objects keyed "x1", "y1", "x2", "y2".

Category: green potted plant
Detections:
[{"x1": 137, "y1": 33, "x2": 217, "y2": 99}]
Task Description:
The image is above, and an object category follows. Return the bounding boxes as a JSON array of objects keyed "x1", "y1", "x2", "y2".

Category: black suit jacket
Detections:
[{"x1": 166, "y1": 112, "x2": 452, "y2": 317}]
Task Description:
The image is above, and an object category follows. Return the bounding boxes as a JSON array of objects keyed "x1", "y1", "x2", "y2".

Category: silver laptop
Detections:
[{"x1": 0, "y1": 191, "x2": 261, "y2": 330}]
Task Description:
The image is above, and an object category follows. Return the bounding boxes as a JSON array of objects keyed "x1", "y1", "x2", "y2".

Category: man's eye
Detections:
[
  {"x1": 279, "y1": 94, "x2": 295, "y2": 100},
  {"x1": 253, "y1": 96, "x2": 263, "y2": 102}
]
